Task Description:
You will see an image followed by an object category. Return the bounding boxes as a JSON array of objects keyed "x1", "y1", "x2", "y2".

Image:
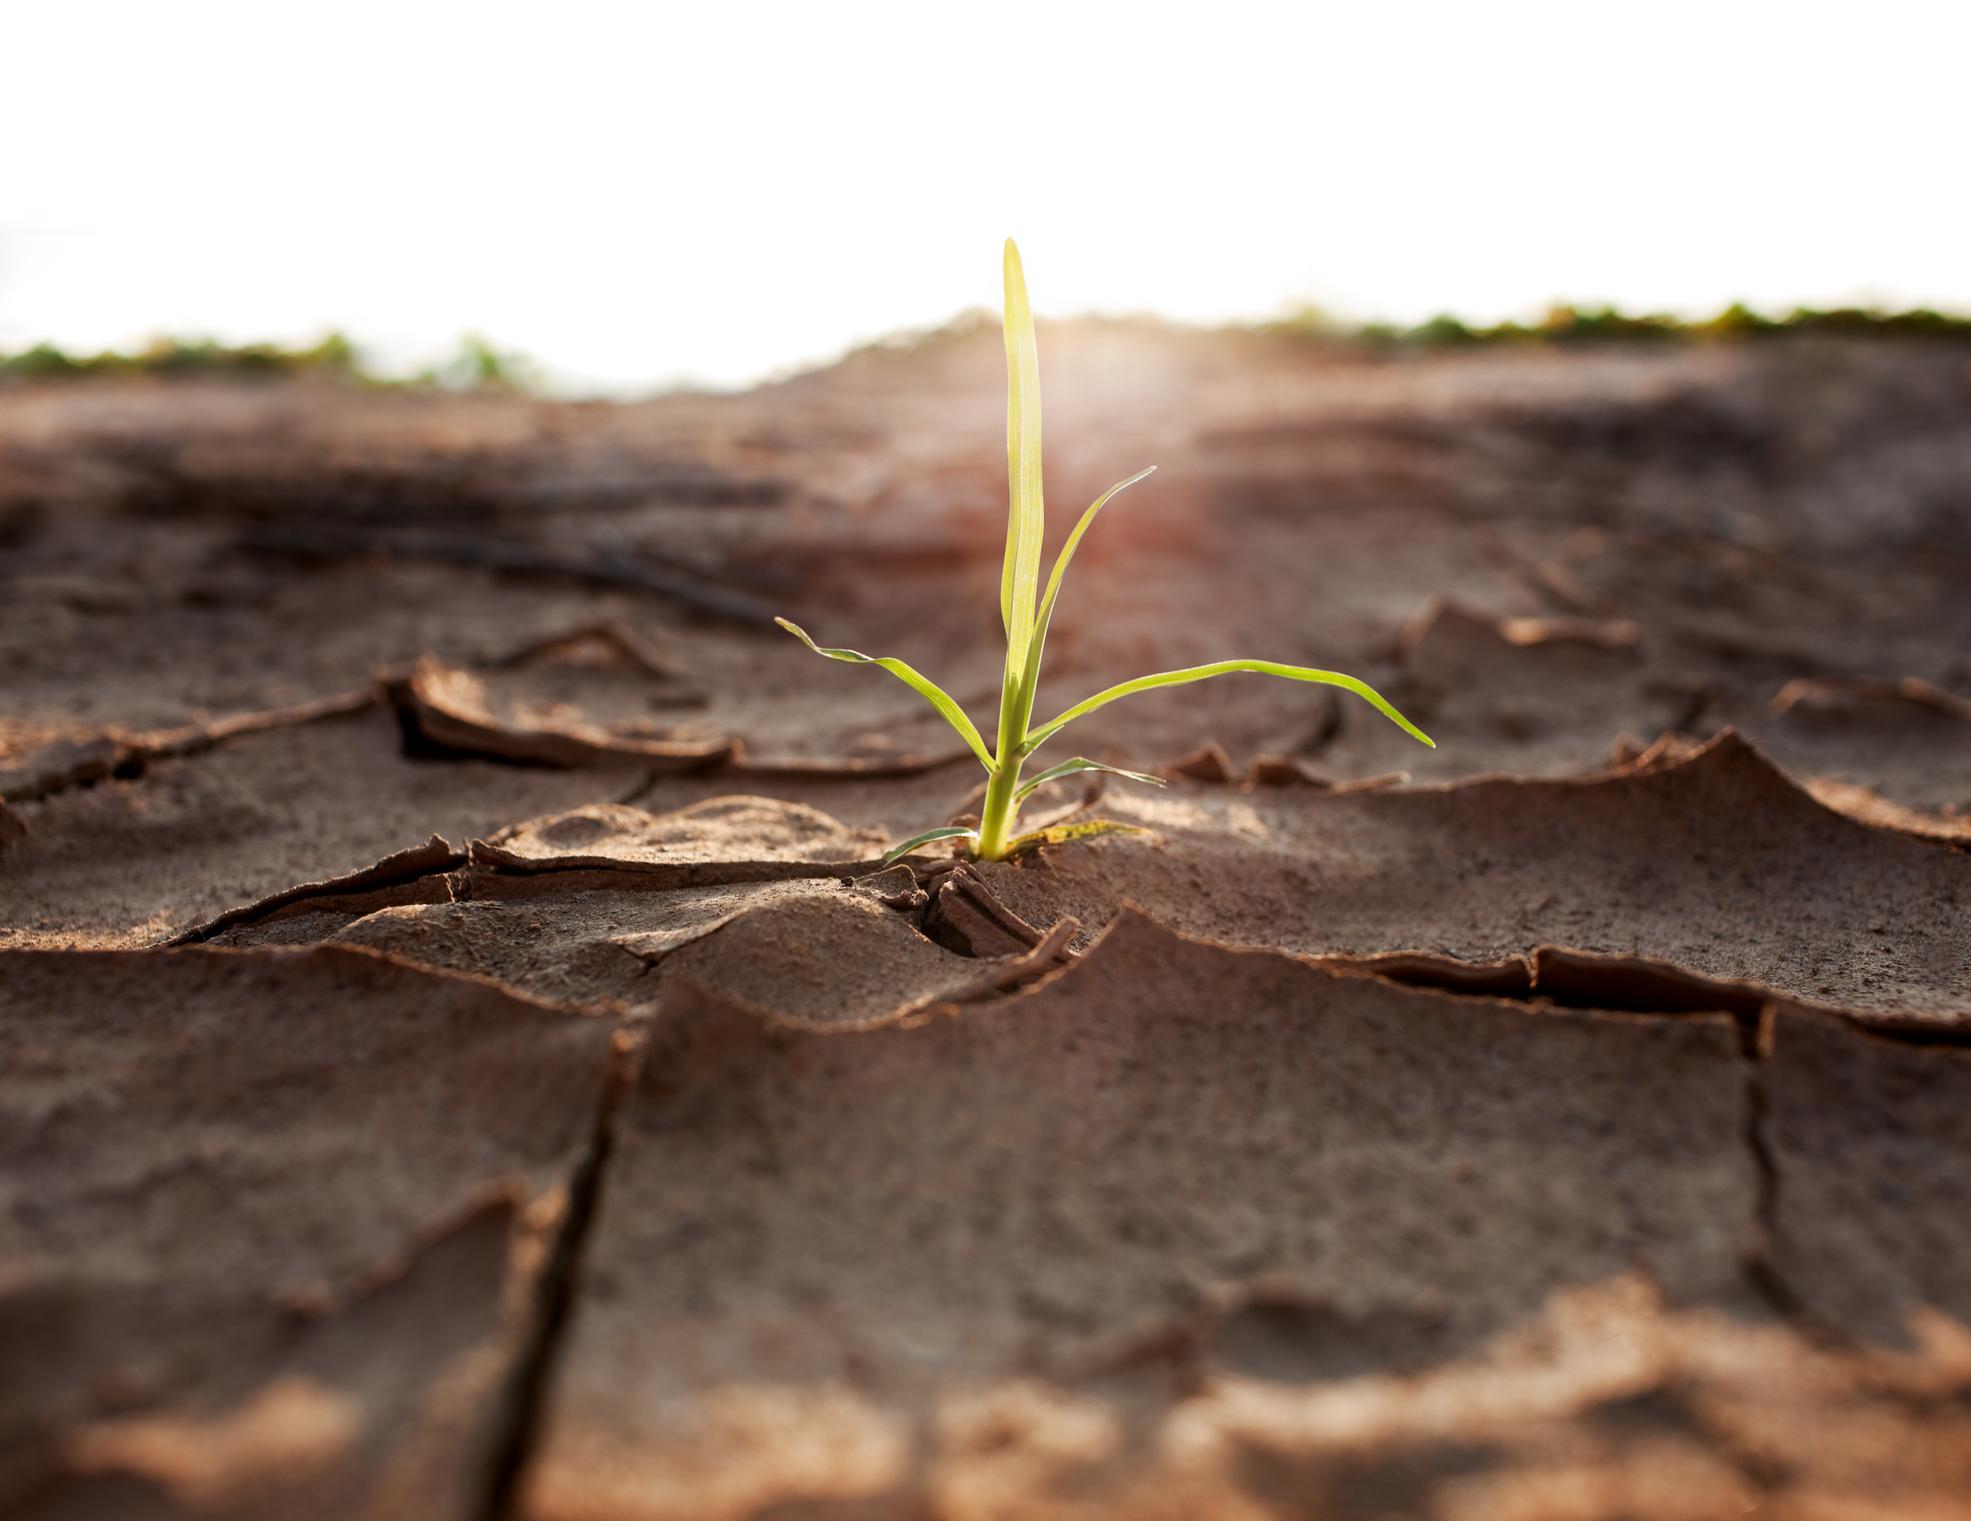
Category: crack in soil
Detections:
[
  {"x1": 475, "y1": 1029, "x2": 634, "y2": 1521},
  {"x1": 1735, "y1": 1010, "x2": 1834, "y2": 1339},
  {"x1": 166, "y1": 836, "x2": 465, "y2": 946},
  {"x1": 919, "y1": 862, "x2": 1057, "y2": 958},
  {"x1": 459, "y1": 854, "x2": 889, "y2": 895},
  {"x1": 612, "y1": 767, "x2": 664, "y2": 808},
  {"x1": 0, "y1": 687, "x2": 381, "y2": 805}
]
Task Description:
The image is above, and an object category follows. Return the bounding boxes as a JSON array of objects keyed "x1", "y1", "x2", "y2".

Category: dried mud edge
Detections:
[
  {"x1": 1330, "y1": 938, "x2": 1971, "y2": 1047},
  {"x1": 0, "y1": 688, "x2": 382, "y2": 804},
  {"x1": 164, "y1": 843, "x2": 903, "y2": 947},
  {"x1": 166, "y1": 836, "x2": 466, "y2": 946},
  {"x1": 0, "y1": 666, "x2": 976, "y2": 813},
  {"x1": 391, "y1": 661, "x2": 978, "y2": 777}
]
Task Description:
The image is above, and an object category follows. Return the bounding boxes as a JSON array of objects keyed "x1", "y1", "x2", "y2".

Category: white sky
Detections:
[{"x1": 3, "y1": 1, "x2": 1967, "y2": 392}]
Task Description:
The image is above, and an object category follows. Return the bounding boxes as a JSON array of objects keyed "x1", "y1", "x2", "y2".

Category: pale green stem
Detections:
[
  {"x1": 975, "y1": 669, "x2": 1036, "y2": 861},
  {"x1": 974, "y1": 761, "x2": 1024, "y2": 861}
]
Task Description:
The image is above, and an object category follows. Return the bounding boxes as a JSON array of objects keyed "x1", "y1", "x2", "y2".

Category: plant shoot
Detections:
[{"x1": 778, "y1": 240, "x2": 1434, "y2": 863}]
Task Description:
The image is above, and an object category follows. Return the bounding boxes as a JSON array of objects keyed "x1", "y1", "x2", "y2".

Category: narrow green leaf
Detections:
[
  {"x1": 1004, "y1": 818, "x2": 1150, "y2": 857},
  {"x1": 1025, "y1": 660, "x2": 1435, "y2": 753},
  {"x1": 1034, "y1": 468, "x2": 1154, "y2": 648},
  {"x1": 1015, "y1": 756, "x2": 1168, "y2": 803},
  {"x1": 881, "y1": 826, "x2": 978, "y2": 866},
  {"x1": 1016, "y1": 466, "x2": 1155, "y2": 704},
  {"x1": 1000, "y1": 238, "x2": 1045, "y2": 670},
  {"x1": 774, "y1": 617, "x2": 995, "y2": 769}
]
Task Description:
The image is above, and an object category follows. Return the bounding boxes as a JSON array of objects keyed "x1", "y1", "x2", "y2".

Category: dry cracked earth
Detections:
[{"x1": 4, "y1": 324, "x2": 1971, "y2": 1520}]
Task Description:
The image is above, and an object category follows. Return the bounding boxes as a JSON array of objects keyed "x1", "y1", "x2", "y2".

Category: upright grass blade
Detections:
[
  {"x1": 1025, "y1": 659, "x2": 1435, "y2": 753},
  {"x1": 774, "y1": 618, "x2": 994, "y2": 769},
  {"x1": 1000, "y1": 239, "x2": 1045, "y2": 671},
  {"x1": 881, "y1": 826, "x2": 979, "y2": 865},
  {"x1": 1015, "y1": 756, "x2": 1168, "y2": 803}
]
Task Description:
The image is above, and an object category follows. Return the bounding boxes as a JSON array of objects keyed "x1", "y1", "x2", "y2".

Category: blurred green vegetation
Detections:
[
  {"x1": 0, "y1": 332, "x2": 361, "y2": 382},
  {"x1": 0, "y1": 332, "x2": 543, "y2": 391},
  {"x1": 1260, "y1": 300, "x2": 1971, "y2": 347},
  {"x1": 407, "y1": 332, "x2": 543, "y2": 392}
]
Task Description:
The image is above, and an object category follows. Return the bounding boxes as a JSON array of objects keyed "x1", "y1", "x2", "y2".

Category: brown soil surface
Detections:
[{"x1": 4, "y1": 326, "x2": 1970, "y2": 1518}]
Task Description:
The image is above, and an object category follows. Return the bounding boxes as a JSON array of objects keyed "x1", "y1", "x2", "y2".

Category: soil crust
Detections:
[{"x1": 4, "y1": 327, "x2": 1970, "y2": 1517}]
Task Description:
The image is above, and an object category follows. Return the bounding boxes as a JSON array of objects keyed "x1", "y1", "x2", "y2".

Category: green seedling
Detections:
[{"x1": 778, "y1": 240, "x2": 1434, "y2": 864}]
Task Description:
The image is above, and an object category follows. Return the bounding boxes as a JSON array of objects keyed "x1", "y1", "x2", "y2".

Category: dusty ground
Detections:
[{"x1": 3, "y1": 324, "x2": 1970, "y2": 1519}]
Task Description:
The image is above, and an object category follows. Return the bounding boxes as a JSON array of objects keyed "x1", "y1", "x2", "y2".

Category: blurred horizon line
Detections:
[{"x1": 5, "y1": 293, "x2": 1971, "y2": 401}]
